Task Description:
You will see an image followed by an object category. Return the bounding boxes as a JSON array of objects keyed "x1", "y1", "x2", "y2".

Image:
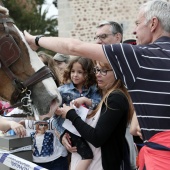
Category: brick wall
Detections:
[
  {"x1": 57, "y1": 0, "x2": 170, "y2": 42},
  {"x1": 57, "y1": 0, "x2": 148, "y2": 42}
]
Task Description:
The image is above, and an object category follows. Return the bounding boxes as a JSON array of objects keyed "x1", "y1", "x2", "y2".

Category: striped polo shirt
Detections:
[{"x1": 103, "y1": 36, "x2": 170, "y2": 141}]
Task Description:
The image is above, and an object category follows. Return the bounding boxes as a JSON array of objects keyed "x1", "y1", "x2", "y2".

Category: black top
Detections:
[{"x1": 66, "y1": 91, "x2": 129, "y2": 170}]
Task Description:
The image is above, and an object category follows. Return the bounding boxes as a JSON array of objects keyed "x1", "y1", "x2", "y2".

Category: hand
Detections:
[
  {"x1": 55, "y1": 104, "x2": 73, "y2": 118},
  {"x1": 18, "y1": 120, "x2": 26, "y2": 127},
  {"x1": 72, "y1": 97, "x2": 85, "y2": 108},
  {"x1": 136, "y1": 125, "x2": 143, "y2": 140},
  {"x1": 24, "y1": 30, "x2": 39, "y2": 51},
  {"x1": 71, "y1": 97, "x2": 90, "y2": 108},
  {"x1": 9, "y1": 121, "x2": 26, "y2": 138},
  {"x1": 62, "y1": 133, "x2": 77, "y2": 153}
]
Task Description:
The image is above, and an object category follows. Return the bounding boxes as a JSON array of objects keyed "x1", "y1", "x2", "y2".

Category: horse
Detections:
[{"x1": 0, "y1": 5, "x2": 62, "y2": 120}]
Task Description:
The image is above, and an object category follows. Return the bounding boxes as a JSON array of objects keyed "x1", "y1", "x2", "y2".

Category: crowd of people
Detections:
[{"x1": 1, "y1": 0, "x2": 170, "y2": 170}]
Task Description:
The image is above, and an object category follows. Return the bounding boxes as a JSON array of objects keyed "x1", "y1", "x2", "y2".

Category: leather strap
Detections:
[{"x1": 35, "y1": 35, "x2": 44, "y2": 46}]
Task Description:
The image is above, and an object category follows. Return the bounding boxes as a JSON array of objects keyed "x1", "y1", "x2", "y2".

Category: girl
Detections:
[
  {"x1": 57, "y1": 61, "x2": 134, "y2": 170},
  {"x1": 54, "y1": 56, "x2": 101, "y2": 170}
]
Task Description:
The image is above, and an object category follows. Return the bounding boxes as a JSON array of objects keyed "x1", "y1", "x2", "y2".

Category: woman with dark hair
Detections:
[{"x1": 56, "y1": 61, "x2": 134, "y2": 170}]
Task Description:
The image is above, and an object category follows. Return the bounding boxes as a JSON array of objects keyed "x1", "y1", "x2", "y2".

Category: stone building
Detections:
[
  {"x1": 57, "y1": 0, "x2": 149, "y2": 42},
  {"x1": 9, "y1": 0, "x2": 169, "y2": 42}
]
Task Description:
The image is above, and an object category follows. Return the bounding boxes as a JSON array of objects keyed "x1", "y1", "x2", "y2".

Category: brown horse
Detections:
[{"x1": 0, "y1": 6, "x2": 61, "y2": 119}]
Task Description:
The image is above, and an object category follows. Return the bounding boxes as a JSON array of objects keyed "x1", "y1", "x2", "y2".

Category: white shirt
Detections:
[
  {"x1": 71, "y1": 108, "x2": 103, "y2": 170},
  {"x1": 25, "y1": 117, "x2": 67, "y2": 163}
]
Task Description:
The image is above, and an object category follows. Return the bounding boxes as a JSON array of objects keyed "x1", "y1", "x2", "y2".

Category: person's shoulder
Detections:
[
  {"x1": 89, "y1": 84, "x2": 98, "y2": 91},
  {"x1": 107, "y1": 91, "x2": 129, "y2": 109},
  {"x1": 109, "y1": 90, "x2": 127, "y2": 102},
  {"x1": 58, "y1": 83, "x2": 73, "y2": 91}
]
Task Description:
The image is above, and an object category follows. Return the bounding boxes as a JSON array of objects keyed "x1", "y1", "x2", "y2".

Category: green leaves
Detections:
[
  {"x1": 2, "y1": 0, "x2": 58, "y2": 36},
  {"x1": 2, "y1": 0, "x2": 58, "y2": 55}
]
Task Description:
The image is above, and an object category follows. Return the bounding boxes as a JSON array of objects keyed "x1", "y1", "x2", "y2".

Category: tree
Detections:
[{"x1": 2, "y1": 0, "x2": 58, "y2": 55}]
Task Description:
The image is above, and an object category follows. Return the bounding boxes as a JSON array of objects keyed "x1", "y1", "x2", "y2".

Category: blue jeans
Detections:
[{"x1": 34, "y1": 156, "x2": 68, "y2": 170}]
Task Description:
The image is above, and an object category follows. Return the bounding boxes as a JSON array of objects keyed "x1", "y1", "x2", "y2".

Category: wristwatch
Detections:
[{"x1": 35, "y1": 35, "x2": 44, "y2": 46}]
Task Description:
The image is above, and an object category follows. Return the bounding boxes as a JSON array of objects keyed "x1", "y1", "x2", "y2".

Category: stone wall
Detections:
[
  {"x1": 57, "y1": 0, "x2": 170, "y2": 42},
  {"x1": 57, "y1": 0, "x2": 148, "y2": 42}
]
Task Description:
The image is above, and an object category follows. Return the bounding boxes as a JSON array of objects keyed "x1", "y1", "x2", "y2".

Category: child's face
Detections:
[{"x1": 70, "y1": 62, "x2": 86, "y2": 87}]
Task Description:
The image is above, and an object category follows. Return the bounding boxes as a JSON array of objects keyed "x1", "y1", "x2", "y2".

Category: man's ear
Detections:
[
  {"x1": 150, "y1": 17, "x2": 159, "y2": 32},
  {"x1": 116, "y1": 33, "x2": 123, "y2": 42}
]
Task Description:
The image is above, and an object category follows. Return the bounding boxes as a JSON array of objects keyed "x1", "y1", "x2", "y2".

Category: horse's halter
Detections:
[{"x1": 0, "y1": 16, "x2": 54, "y2": 115}]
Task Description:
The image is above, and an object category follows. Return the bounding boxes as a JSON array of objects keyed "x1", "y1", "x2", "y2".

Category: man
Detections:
[
  {"x1": 95, "y1": 21, "x2": 137, "y2": 170},
  {"x1": 94, "y1": 21, "x2": 123, "y2": 44},
  {"x1": 24, "y1": 0, "x2": 170, "y2": 169},
  {"x1": 53, "y1": 53, "x2": 70, "y2": 74}
]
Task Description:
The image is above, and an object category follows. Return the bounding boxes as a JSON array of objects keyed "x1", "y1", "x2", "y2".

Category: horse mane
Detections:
[{"x1": 0, "y1": 6, "x2": 9, "y2": 16}]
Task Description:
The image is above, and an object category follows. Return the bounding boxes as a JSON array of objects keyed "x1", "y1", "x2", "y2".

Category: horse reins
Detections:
[{"x1": 0, "y1": 16, "x2": 54, "y2": 114}]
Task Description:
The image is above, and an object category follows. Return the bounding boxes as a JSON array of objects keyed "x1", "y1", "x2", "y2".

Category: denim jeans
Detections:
[{"x1": 34, "y1": 156, "x2": 68, "y2": 170}]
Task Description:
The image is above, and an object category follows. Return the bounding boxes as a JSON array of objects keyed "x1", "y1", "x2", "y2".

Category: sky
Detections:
[{"x1": 42, "y1": 0, "x2": 58, "y2": 19}]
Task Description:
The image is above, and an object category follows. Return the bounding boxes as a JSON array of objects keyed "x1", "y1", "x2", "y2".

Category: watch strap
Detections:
[{"x1": 35, "y1": 35, "x2": 44, "y2": 46}]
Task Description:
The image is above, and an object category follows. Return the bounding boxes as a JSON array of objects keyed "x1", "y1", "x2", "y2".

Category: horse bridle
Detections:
[{"x1": 0, "y1": 16, "x2": 54, "y2": 115}]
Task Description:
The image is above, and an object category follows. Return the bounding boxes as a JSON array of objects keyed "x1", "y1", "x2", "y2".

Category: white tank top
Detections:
[{"x1": 71, "y1": 108, "x2": 103, "y2": 170}]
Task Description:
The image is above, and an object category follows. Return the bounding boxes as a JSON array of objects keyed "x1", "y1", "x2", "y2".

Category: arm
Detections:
[
  {"x1": 73, "y1": 96, "x2": 100, "y2": 110},
  {"x1": 73, "y1": 97, "x2": 94, "y2": 108},
  {"x1": 57, "y1": 92, "x2": 128, "y2": 147},
  {"x1": 61, "y1": 132, "x2": 77, "y2": 153},
  {"x1": 0, "y1": 117, "x2": 26, "y2": 137},
  {"x1": 73, "y1": 86, "x2": 101, "y2": 109},
  {"x1": 130, "y1": 111, "x2": 143, "y2": 139},
  {"x1": 24, "y1": 30, "x2": 108, "y2": 63}
]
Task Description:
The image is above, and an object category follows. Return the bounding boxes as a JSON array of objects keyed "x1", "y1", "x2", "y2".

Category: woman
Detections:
[{"x1": 56, "y1": 61, "x2": 134, "y2": 170}]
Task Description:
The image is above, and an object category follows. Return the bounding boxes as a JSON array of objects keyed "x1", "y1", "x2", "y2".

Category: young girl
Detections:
[
  {"x1": 54, "y1": 56, "x2": 101, "y2": 170},
  {"x1": 57, "y1": 61, "x2": 134, "y2": 170}
]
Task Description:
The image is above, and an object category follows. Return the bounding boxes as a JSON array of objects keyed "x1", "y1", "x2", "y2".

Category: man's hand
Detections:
[
  {"x1": 24, "y1": 30, "x2": 39, "y2": 51},
  {"x1": 136, "y1": 125, "x2": 143, "y2": 140}
]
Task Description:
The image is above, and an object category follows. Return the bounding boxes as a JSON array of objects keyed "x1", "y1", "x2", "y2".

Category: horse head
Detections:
[{"x1": 0, "y1": 6, "x2": 62, "y2": 119}]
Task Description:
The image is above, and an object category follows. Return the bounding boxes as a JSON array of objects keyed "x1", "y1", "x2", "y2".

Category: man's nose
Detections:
[{"x1": 133, "y1": 30, "x2": 136, "y2": 35}]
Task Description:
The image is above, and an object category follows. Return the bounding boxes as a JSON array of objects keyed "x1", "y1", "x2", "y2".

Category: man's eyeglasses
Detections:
[
  {"x1": 93, "y1": 67, "x2": 112, "y2": 76},
  {"x1": 94, "y1": 34, "x2": 114, "y2": 41}
]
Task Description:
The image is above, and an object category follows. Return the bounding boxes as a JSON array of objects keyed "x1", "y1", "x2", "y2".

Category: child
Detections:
[{"x1": 54, "y1": 56, "x2": 101, "y2": 170}]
